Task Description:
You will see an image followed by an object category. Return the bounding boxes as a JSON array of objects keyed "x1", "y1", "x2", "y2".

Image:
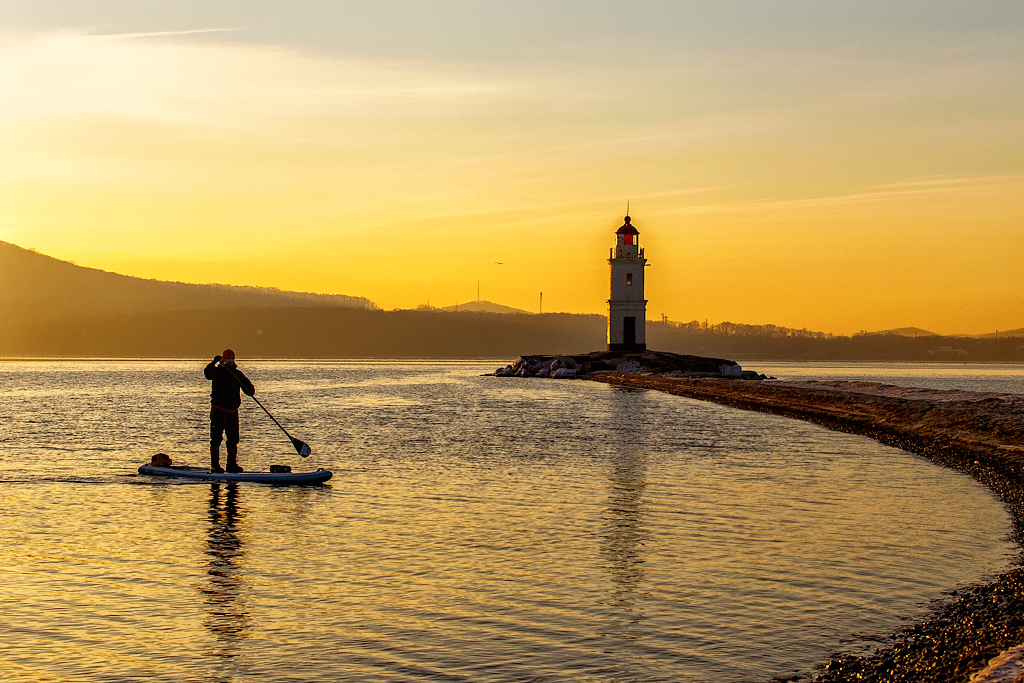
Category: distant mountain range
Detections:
[
  {"x1": 0, "y1": 241, "x2": 375, "y2": 328},
  {"x1": 873, "y1": 326, "x2": 1024, "y2": 339},
  {"x1": 973, "y1": 328, "x2": 1024, "y2": 339},
  {"x1": 2, "y1": 240, "x2": 1022, "y2": 360},
  {"x1": 0, "y1": 240, "x2": 606, "y2": 358},
  {"x1": 657, "y1": 320, "x2": 1024, "y2": 362}
]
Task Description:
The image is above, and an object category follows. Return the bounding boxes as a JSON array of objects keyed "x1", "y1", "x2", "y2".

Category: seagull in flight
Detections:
[{"x1": 495, "y1": 262, "x2": 503, "y2": 265}]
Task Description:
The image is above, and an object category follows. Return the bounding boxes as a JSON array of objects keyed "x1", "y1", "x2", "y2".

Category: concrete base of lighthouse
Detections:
[{"x1": 606, "y1": 342, "x2": 647, "y2": 352}]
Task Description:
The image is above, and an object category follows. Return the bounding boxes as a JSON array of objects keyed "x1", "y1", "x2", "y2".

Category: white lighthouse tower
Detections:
[{"x1": 607, "y1": 213, "x2": 648, "y2": 351}]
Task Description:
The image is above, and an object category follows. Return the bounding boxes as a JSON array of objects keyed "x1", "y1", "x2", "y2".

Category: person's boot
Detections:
[
  {"x1": 226, "y1": 445, "x2": 243, "y2": 473},
  {"x1": 210, "y1": 445, "x2": 224, "y2": 473}
]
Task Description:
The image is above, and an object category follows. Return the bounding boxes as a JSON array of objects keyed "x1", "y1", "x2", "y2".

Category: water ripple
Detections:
[{"x1": 0, "y1": 360, "x2": 1015, "y2": 682}]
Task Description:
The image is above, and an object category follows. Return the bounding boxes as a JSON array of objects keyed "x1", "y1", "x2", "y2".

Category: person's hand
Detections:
[
  {"x1": 213, "y1": 355, "x2": 222, "y2": 364},
  {"x1": 244, "y1": 387, "x2": 255, "y2": 397}
]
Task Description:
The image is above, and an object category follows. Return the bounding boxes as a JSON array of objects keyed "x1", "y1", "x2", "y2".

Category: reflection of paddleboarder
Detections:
[
  {"x1": 205, "y1": 349, "x2": 255, "y2": 474},
  {"x1": 203, "y1": 482, "x2": 250, "y2": 656}
]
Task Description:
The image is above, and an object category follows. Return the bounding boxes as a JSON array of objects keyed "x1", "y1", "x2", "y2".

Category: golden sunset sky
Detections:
[{"x1": 1, "y1": 2, "x2": 1022, "y2": 334}]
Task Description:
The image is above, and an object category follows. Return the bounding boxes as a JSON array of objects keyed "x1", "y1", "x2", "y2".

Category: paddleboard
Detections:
[{"x1": 138, "y1": 464, "x2": 332, "y2": 484}]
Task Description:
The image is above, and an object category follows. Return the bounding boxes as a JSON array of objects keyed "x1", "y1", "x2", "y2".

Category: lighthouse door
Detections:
[{"x1": 623, "y1": 317, "x2": 636, "y2": 347}]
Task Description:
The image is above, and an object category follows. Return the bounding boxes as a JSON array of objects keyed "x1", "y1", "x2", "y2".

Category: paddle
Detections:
[
  {"x1": 250, "y1": 394, "x2": 312, "y2": 457},
  {"x1": 225, "y1": 365, "x2": 312, "y2": 457}
]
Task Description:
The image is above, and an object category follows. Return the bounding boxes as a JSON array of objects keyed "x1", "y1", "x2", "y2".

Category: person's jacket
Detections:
[{"x1": 204, "y1": 361, "x2": 255, "y2": 411}]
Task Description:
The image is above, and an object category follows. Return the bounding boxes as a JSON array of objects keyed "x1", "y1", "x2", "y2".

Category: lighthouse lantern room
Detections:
[{"x1": 607, "y1": 214, "x2": 648, "y2": 351}]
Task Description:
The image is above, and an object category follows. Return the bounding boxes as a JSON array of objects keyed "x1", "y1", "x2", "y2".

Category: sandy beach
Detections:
[{"x1": 585, "y1": 373, "x2": 1024, "y2": 683}]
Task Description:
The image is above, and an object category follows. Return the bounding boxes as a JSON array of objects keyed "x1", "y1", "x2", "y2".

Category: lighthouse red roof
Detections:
[{"x1": 615, "y1": 215, "x2": 639, "y2": 235}]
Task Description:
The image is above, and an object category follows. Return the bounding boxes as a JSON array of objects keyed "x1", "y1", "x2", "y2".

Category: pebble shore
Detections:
[{"x1": 583, "y1": 372, "x2": 1024, "y2": 683}]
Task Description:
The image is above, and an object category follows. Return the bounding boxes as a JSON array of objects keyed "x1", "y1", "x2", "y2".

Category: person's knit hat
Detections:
[{"x1": 222, "y1": 349, "x2": 235, "y2": 360}]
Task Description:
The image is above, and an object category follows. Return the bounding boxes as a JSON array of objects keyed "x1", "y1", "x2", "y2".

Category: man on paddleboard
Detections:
[{"x1": 204, "y1": 349, "x2": 255, "y2": 473}]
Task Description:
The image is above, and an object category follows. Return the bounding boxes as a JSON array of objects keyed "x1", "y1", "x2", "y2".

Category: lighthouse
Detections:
[{"x1": 607, "y1": 213, "x2": 648, "y2": 351}]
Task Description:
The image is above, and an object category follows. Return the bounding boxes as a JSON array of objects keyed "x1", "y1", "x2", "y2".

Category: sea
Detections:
[{"x1": 0, "y1": 359, "x2": 1021, "y2": 682}]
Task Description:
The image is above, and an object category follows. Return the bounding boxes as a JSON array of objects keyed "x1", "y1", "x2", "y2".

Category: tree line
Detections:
[{"x1": 647, "y1": 320, "x2": 1024, "y2": 361}]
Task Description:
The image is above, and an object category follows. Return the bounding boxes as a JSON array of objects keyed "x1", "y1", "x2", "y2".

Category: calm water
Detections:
[
  {"x1": 749, "y1": 360, "x2": 1024, "y2": 395},
  {"x1": 0, "y1": 360, "x2": 1016, "y2": 682}
]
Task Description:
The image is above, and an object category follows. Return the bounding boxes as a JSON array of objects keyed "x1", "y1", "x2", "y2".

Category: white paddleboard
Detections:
[{"x1": 138, "y1": 464, "x2": 332, "y2": 484}]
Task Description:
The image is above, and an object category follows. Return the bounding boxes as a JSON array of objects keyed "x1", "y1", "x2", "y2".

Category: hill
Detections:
[
  {"x1": 874, "y1": 327, "x2": 940, "y2": 337},
  {"x1": 440, "y1": 300, "x2": 532, "y2": 314},
  {"x1": 5, "y1": 307, "x2": 1024, "y2": 360},
  {"x1": 0, "y1": 307, "x2": 606, "y2": 358},
  {"x1": 647, "y1": 320, "x2": 1024, "y2": 362},
  {"x1": 0, "y1": 241, "x2": 605, "y2": 358},
  {"x1": 3, "y1": 242, "x2": 1024, "y2": 360},
  {"x1": 0, "y1": 241, "x2": 375, "y2": 328},
  {"x1": 973, "y1": 328, "x2": 1024, "y2": 339}
]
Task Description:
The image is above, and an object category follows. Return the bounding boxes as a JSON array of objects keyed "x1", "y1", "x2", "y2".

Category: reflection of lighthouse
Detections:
[{"x1": 607, "y1": 214, "x2": 648, "y2": 351}]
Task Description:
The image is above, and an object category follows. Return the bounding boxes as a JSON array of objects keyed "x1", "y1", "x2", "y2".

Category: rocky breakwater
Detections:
[
  {"x1": 493, "y1": 350, "x2": 768, "y2": 379},
  {"x1": 584, "y1": 372, "x2": 1024, "y2": 683}
]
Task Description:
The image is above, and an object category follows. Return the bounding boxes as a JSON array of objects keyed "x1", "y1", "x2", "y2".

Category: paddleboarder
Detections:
[{"x1": 205, "y1": 349, "x2": 255, "y2": 473}]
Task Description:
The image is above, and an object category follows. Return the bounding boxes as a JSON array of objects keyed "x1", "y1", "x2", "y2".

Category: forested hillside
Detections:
[
  {"x1": 0, "y1": 241, "x2": 374, "y2": 328},
  {"x1": 3, "y1": 241, "x2": 1022, "y2": 360}
]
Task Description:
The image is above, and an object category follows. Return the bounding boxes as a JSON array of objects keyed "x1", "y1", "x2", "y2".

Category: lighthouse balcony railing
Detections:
[{"x1": 612, "y1": 247, "x2": 643, "y2": 259}]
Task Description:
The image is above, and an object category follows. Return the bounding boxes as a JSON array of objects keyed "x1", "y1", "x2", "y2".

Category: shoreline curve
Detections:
[{"x1": 583, "y1": 373, "x2": 1024, "y2": 683}]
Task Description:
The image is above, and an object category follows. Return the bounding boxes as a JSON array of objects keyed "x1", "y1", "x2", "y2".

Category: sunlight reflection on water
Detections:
[{"x1": 0, "y1": 360, "x2": 1015, "y2": 682}]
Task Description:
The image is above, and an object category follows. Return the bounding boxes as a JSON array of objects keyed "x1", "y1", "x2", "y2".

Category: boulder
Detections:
[
  {"x1": 720, "y1": 363, "x2": 743, "y2": 378},
  {"x1": 492, "y1": 351, "x2": 760, "y2": 380}
]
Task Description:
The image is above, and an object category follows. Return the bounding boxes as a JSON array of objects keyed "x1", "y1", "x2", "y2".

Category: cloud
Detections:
[
  {"x1": 3, "y1": 25, "x2": 1019, "y2": 143},
  {"x1": 0, "y1": 30, "x2": 510, "y2": 131},
  {"x1": 93, "y1": 28, "x2": 244, "y2": 40},
  {"x1": 1, "y1": 25, "x2": 1020, "y2": 211},
  {"x1": 653, "y1": 175, "x2": 1024, "y2": 217}
]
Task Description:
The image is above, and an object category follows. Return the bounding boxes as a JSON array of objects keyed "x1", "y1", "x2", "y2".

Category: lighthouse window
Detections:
[
  {"x1": 626, "y1": 273, "x2": 633, "y2": 285},
  {"x1": 624, "y1": 234, "x2": 634, "y2": 245}
]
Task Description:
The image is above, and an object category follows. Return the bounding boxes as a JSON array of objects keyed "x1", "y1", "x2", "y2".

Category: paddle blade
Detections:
[{"x1": 292, "y1": 437, "x2": 311, "y2": 457}]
